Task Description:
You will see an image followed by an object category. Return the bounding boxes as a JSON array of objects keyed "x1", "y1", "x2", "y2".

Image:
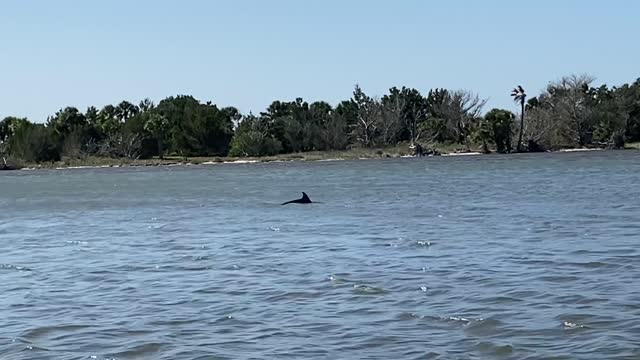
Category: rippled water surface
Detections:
[{"x1": 2, "y1": 151, "x2": 640, "y2": 359}]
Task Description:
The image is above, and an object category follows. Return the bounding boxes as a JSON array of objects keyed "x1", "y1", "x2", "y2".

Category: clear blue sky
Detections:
[{"x1": 1, "y1": 0, "x2": 638, "y2": 122}]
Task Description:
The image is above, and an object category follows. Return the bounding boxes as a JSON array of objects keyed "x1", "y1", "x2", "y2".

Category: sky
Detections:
[{"x1": 1, "y1": 0, "x2": 639, "y2": 122}]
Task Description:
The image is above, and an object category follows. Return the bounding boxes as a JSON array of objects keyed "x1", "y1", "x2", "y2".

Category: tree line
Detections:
[{"x1": 1, "y1": 73, "x2": 639, "y2": 165}]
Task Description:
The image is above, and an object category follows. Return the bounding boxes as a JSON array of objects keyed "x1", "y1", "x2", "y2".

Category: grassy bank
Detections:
[
  {"x1": 8, "y1": 142, "x2": 637, "y2": 170},
  {"x1": 13, "y1": 143, "x2": 420, "y2": 169},
  {"x1": 19, "y1": 144, "x2": 420, "y2": 169}
]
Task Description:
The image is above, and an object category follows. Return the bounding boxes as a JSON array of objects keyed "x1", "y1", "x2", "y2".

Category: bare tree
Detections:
[
  {"x1": 406, "y1": 102, "x2": 429, "y2": 146},
  {"x1": 379, "y1": 86, "x2": 430, "y2": 147},
  {"x1": 380, "y1": 94, "x2": 405, "y2": 145},
  {"x1": 522, "y1": 101, "x2": 559, "y2": 151},
  {"x1": 100, "y1": 132, "x2": 143, "y2": 159},
  {"x1": 351, "y1": 85, "x2": 382, "y2": 147},
  {"x1": 0, "y1": 141, "x2": 8, "y2": 169},
  {"x1": 539, "y1": 74, "x2": 596, "y2": 147},
  {"x1": 556, "y1": 74, "x2": 596, "y2": 146},
  {"x1": 432, "y1": 89, "x2": 487, "y2": 150}
]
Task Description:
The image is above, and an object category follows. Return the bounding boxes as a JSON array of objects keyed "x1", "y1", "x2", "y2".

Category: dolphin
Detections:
[{"x1": 281, "y1": 192, "x2": 313, "y2": 205}]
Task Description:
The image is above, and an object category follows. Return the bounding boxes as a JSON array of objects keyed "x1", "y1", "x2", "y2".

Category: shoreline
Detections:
[{"x1": 7, "y1": 145, "x2": 637, "y2": 171}]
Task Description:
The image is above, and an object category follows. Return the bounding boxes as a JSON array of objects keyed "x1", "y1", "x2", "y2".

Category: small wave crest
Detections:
[
  {"x1": 1, "y1": 264, "x2": 32, "y2": 272},
  {"x1": 563, "y1": 321, "x2": 587, "y2": 330},
  {"x1": 352, "y1": 284, "x2": 388, "y2": 295}
]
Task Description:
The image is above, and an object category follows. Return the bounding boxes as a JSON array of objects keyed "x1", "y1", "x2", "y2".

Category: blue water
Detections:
[{"x1": 1, "y1": 151, "x2": 640, "y2": 359}]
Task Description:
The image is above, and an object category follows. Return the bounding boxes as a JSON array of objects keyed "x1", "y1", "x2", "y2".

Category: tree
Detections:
[
  {"x1": 430, "y1": 89, "x2": 487, "y2": 150},
  {"x1": 612, "y1": 78, "x2": 640, "y2": 142},
  {"x1": 222, "y1": 106, "x2": 242, "y2": 130},
  {"x1": 287, "y1": 98, "x2": 315, "y2": 152},
  {"x1": 589, "y1": 84, "x2": 627, "y2": 148},
  {"x1": 139, "y1": 98, "x2": 155, "y2": 113},
  {"x1": 99, "y1": 132, "x2": 143, "y2": 159},
  {"x1": 143, "y1": 113, "x2": 170, "y2": 159},
  {"x1": 5, "y1": 119, "x2": 60, "y2": 162},
  {"x1": 308, "y1": 101, "x2": 347, "y2": 150},
  {"x1": 423, "y1": 88, "x2": 451, "y2": 143},
  {"x1": 521, "y1": 96, "x2": 559, "y2": 151},
  {"x1": 473, "y1": 117, "x2": 493, "y2": 154},
  {"x1": 351, "y1": 84, "x2": 382, "y2": 147},
  {"x1": 511, "y1": 85, "x2": 526, "y2": 152},
  {"x1": 399, "y1": 87, "x2": 430, "y2": 146},
  {"x1": 484, "y1": 109, "x2": 515, "y2": 153},
  {"x1": 47, "y1": 107, "x2": 88, "y2": 137},
  {"x1": 380, "y1": 87, "x2": 405, "y2": 145},
  {"x1": 547, "y1": 74, "x2": 597, "y2": 147},
  {"x1": 260, "y1": 100, "x2": 296, "y2": 152},
  {"x1": 320, "y1": 112, "x2": 349, "y2": 150},
  {"x1": 4, "y1": 74, "x2": 640, "y2": 164},
  {"x1": 282, "y1": 115, "x2": 304, "y2": 152},
  {"x1": 229, "y1": 114, "x2": 282, "y2": 157},
  {"x1": 0, "y1": 117, "x2": 12, "y2": 144},
  {"x1": 155, "y1": 95, "x2": 234, "y2": 157},
  {"x1": 116, "y1": 101, "x2": 140, "y2": 122},
  {"x1": 98, "y1": 104, "x2": 121, "y2": 135},
  {"x1": 85, "y1": 106, "x2": 99, "y2": 126},
  {"x1": 0, "y1": 142, "x2": 7, "y2": 167}
]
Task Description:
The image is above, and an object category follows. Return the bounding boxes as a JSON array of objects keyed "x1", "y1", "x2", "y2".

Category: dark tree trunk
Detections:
[
  {"x1": 481, "y1": 140, "x2": 490, "y2": 154},
  {"x1": 157, "y1": 139, "x2": 164, "y2": 160},
  {"x1": 517, "y1": 101, "x2": 525, "y2": 152}
]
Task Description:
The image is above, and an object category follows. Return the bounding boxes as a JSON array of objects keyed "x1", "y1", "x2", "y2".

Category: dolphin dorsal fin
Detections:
[{"x1": 301, "y1": 192, "x2": 311, "y2": 202}]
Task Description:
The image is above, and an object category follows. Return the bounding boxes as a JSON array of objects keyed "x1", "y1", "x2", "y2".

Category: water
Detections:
[{"x1": 1, "y1": 151, "x2": 640, "y2": 359}]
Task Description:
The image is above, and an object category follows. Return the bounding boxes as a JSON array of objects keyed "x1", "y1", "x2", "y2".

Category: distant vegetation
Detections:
[{"x1": 1, "y1": 73, "x2": 640, "y2": 168}]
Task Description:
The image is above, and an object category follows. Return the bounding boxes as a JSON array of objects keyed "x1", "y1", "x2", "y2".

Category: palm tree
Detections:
[
  {"x1": 116, "y1": 101, "x2": 140, "y2": 122},
  {"x1": 511, "y1": 85, "x2": 526, "y2": 152}
]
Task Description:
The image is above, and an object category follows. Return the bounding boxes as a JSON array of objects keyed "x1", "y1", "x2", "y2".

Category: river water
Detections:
[{"x1": 1, "y1": 151, "x2": 639, "y2": 359}]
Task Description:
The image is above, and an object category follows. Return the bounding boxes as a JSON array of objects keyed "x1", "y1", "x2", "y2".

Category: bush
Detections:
[
  {"x1": 611, "y1": 131, "x2": 625, "y2": 149},
  {"x1": 229, "y1": 131, "x2": 282, "y2": 157},
  {"x1": 527, "y1": 139, "x2": 546, "y2": 152},
  {"x1": 10, "y1": 124, "x2": 61, "y2": 163}
]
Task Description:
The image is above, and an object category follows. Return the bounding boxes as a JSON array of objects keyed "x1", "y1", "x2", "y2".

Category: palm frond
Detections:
[{"x1": 510, "y1": 85, "x2": 526, "y2": 103}]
